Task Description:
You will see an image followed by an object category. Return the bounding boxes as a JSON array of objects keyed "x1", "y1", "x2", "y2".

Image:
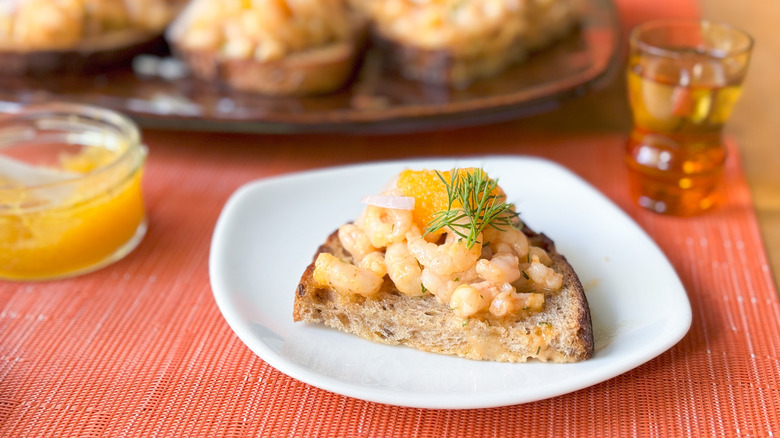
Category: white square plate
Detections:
[{"x1": 209, "y1": 157, "x2": 691, "y2": 409}]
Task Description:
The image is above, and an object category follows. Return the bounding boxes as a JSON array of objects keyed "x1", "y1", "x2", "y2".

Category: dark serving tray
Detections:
[{"x1": 0, "y1": 0, "x2": 621, "y2": 134}]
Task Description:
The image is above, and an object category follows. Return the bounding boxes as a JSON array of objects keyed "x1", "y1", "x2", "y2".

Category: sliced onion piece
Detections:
[{"x1": 360, "y1": 195, "x2": 415, "y2": 210}]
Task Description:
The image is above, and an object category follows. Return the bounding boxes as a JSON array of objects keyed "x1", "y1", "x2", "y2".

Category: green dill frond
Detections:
[{"x1": 424, "y1": 168, "x2": 519, "y2": 249}]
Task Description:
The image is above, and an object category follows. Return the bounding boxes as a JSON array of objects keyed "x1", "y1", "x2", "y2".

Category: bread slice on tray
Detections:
[
  {"x1": 167, "y1": 0, "x2": 366, "y2": 96},
  {"x1": 354, "y1": 0, "x2": 583, "y2": 86},
  {"x1": 0, "y1": 0, "x2": 186, "y2": 75},
  {"x1": 293, "y1": 168, "x2": 593, "y2": 363}
]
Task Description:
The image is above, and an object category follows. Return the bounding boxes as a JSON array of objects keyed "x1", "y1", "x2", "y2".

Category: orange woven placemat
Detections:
[
  {"x1": 2, "y1": 0, "x2": 779, "y2": 435},
  {"x1": 1, "y1": 127, "x2": 778, "y2": 436}
]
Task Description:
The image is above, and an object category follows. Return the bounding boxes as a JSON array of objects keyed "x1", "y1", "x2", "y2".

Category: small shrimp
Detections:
[
  {"x1": 420, "y1": 266, "x2": 478, "y2": 303},
  {"x1": 384, "y1": 242, "x2": 424, "y2": 296},
  {"x1": 476, "y1": 252, "x2": 521, "y2": 283},
  {"x1": 13, "y1": 2, "x2": 82, "y2": 48},
  {"x1": 338, "y1": 223, "x2": 377, "y2": 262},
  {"x1": 449, "y1": 281, "x2": 503, "y2": 318},
  {"x1": 483, "y1": 226, "x2": 529, "y2": 259},
  {"x1": 407, "y1": 232, "x2": 482, "y2": 276},
  {"x1": 489, "y1": 291, "x2": 544, "y2": 317},
  {"x1": 362, "y1": 205, "x2": 413, "y2": 249},
  {"x1": 517, "y1": 255, "x2": 563, "y2": 291},
  {"x1": 359, "y1": 251, "x2": 387, "y2": 277},
  {"x1": 313, "y1": 253, "x2": 383, "y2": 297},
  {"x1": 480, "y1": 244, "x2": 493, "y2": 260},
  {"x1": 528, "y1": 245, "x2": 553, "y2": 266}
]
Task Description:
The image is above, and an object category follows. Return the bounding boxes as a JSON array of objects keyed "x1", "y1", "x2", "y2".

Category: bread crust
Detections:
[
  {"x1": 0, "y1": 0, "x2": 186, "y2": 76},
  {"x1": 374, "y1": 36, "x2": 529, "y2": 87},
  {"x1": 0, "y1": 30, "x2": 165, "y2": 76},
  {"x1": 364, "y1": 0, "x2": 583, "y2": 86},
  {"x1": 175, "y1": 38, "x2": 364, "y2": 96},
  {"x1": 294, "y1": 225, "x2": 594, "y2": 363}
]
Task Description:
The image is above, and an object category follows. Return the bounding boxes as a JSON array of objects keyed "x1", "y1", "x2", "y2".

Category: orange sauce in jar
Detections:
[{"x1": 0, "y1": 104, "x2": 147, "y2": 281}]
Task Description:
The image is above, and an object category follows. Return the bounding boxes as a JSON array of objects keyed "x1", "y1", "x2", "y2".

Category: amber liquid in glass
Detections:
[{"x1": 626, "y1": 53, "x2": 743, "y2": 215}]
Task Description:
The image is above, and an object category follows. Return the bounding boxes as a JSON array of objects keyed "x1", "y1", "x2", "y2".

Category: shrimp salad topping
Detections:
[
  {"x1": 312, "y1": 168, "x2": 564, "y2": 322},
  {"x1": 170, "y1": 0, "x2": 362, "y2": 62}
]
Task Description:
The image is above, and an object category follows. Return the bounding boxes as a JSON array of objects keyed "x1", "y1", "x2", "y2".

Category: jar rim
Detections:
[{"x1": 0, "y1": 102, "x2": 145, "y2": 193}]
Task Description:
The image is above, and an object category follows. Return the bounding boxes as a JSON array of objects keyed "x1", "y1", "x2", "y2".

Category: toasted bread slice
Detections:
[
  {"x1": 175, "y1": 39, "x2": 364, "y2": 96},
  {"x1": 375, "y1": 36, "x2": 530, "y2": 87},
  {"x1": 294, "y1": 225, "x2": 593, "y2": 363},
  {"x1": 0, "y1": 0, "x2": 186, "y2": 76},
  {"x1": 167, "y1": 0, "x2": 366, "y2": 96},
  {"x1": 362, "y1": 0, "x2": 582, "y2": 86},
  {"x1": 0, "y1": 29, "x2": 166, "y2": 76}
]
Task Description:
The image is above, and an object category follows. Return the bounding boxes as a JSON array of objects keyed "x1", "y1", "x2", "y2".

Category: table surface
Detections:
[
  {"x1": 702, "y1": 0, "x2": 780, "y2": 292},
  {"x1": 1, "y1": 0, "x2": 779, "y2": 436}
]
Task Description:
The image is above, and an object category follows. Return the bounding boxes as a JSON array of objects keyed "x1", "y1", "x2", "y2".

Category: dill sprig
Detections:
[{"x1": 424, "y1": 168, "x2": 519, "y2": 249}]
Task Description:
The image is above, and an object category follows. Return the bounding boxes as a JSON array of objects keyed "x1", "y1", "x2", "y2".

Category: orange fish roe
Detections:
[{"x1": 396, "y1": 168, "x2": 505, "y2": 235}]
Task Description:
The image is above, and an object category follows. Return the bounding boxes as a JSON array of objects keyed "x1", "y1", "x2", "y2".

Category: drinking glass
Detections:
[{"x1": 626, "y1": 20, "x2": 753, "y2": 215}]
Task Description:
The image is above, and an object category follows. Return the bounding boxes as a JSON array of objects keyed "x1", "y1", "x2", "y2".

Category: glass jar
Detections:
[{"x1": 0, "y1": 103, "x2": 148, "y2": 280}]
